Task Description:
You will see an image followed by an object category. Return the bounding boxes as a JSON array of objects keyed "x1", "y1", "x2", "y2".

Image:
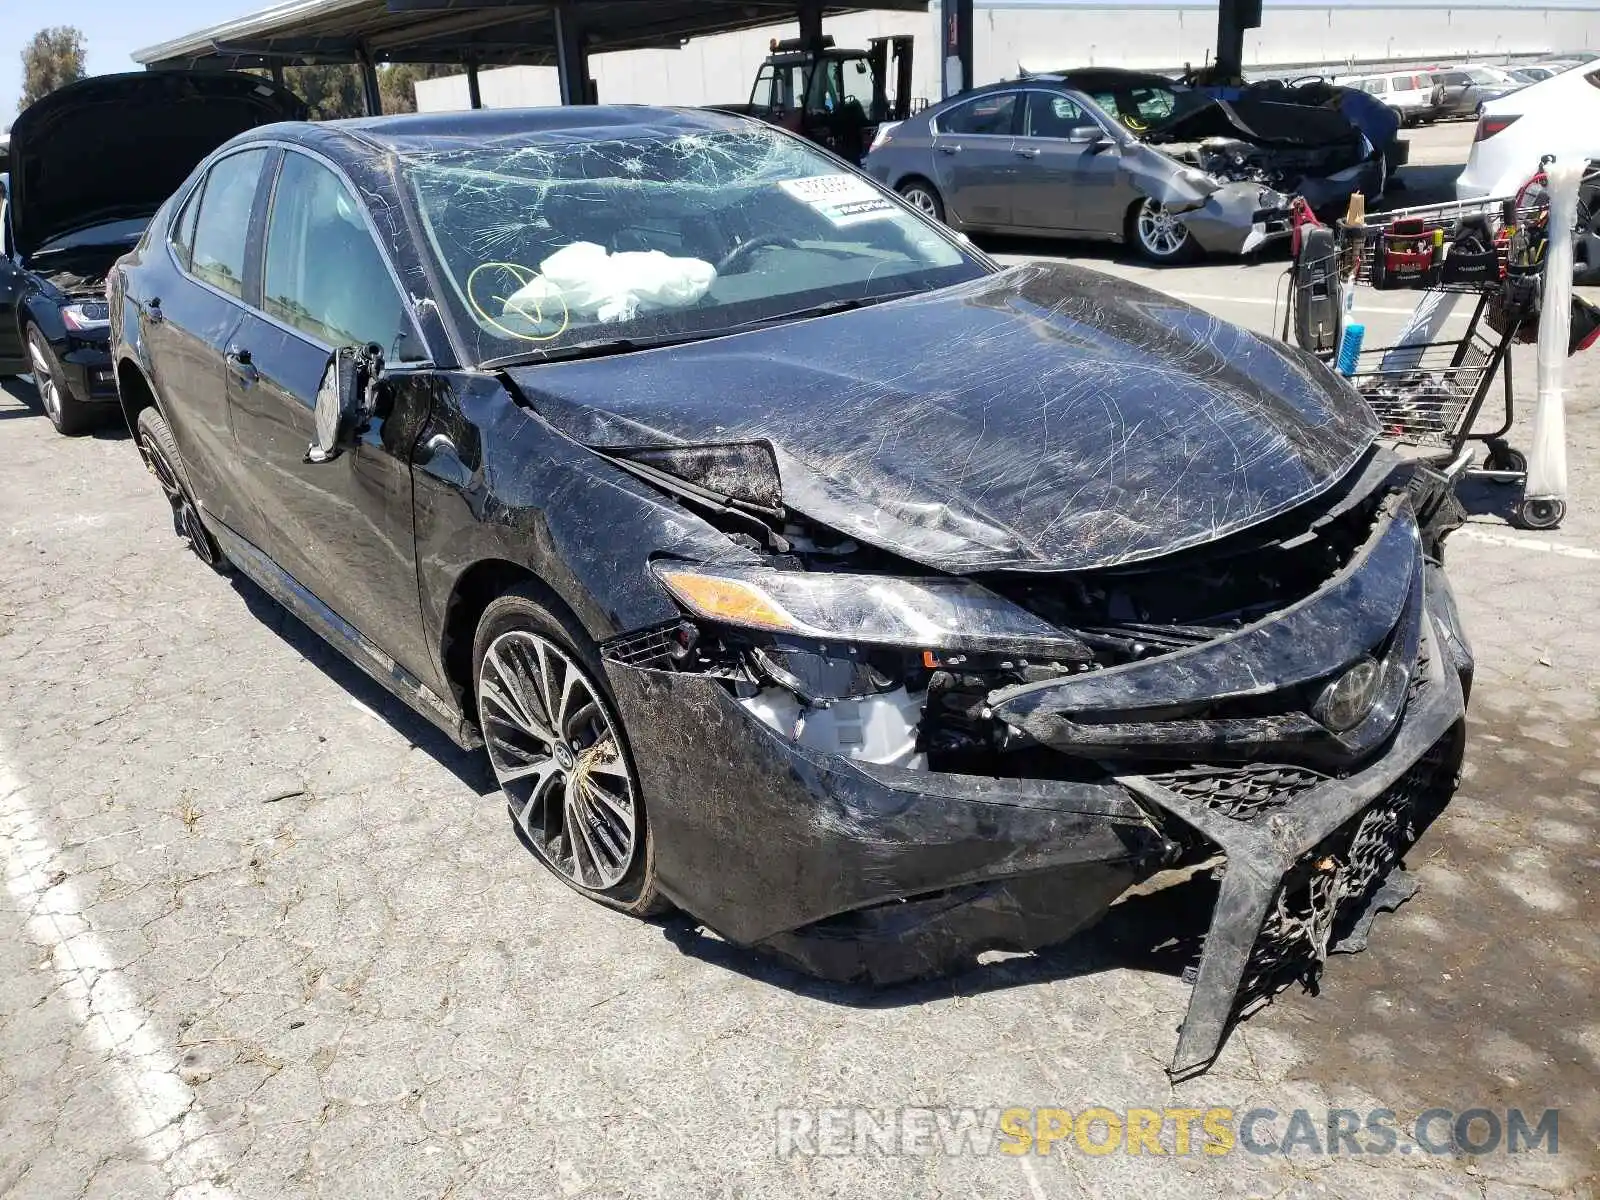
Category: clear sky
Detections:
[{"x1": 2, "y1": 0, "x2": 263, "y2": 126}]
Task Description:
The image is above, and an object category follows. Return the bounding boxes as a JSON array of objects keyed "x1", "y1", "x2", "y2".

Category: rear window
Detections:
[
  {"x1": 189, "y1": 148, "x2": 268, "y2": 299},
  {"x1": 937, "y1": 92, "x2": 1018, "y2": 136}
]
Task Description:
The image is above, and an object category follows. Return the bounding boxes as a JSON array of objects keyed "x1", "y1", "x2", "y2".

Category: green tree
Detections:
[
  {"x1": 280, "y1": 63, "x2": 365, "y2": 120},
  {"x1": 379, "y1": 62, "x2": 458, "y2": 114},
  {"x1": 20, "y1": 26, "x2": 86, "y2": 109}
]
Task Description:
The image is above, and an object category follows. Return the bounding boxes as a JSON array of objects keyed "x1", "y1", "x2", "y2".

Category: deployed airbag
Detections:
[{"x1": 505, "y1": 241, "x2": 717, "y2": 325}]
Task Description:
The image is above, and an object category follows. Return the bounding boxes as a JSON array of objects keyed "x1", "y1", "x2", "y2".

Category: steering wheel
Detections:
[{"x1": 717, "y1": 235, "x2": 799, "y2": 274}]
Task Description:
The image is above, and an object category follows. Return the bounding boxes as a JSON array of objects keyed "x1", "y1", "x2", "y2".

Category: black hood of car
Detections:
[
  {"x1": 508, "y1": 262, "x2": 1378, "y2": 573},
  {"x1": 1150, "y1": 95, "x2": 1360, "y2": 149},
  {"x1": 6, "y1": 71, "x2": 306, "y2": 260}
]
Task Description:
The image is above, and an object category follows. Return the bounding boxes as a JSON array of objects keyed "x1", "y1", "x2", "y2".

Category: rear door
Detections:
[
  {"x1": 142, "y1": 146, "x2": 272, "y2": 534},
  {"x1": 930, "y1": 90, "x2": 1020, "y2": 229},
  {"x1": 1010, "y1": 90, "x2": 1125, "y2": 234},
  {"x1": 225, "y1": 147, "x2": 436, "y2": 680}
]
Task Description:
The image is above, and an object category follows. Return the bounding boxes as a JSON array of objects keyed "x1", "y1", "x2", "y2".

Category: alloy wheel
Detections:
[
  {"x1": 27, "y1": 337, "x2": 61, "y2": 424},
  {"x1": 479, "y1": 629, "x2": 639, "y2": 892},
  {"x1": 902, "y1": 185, "x2": 940, "y2": 218},
  {"x1": 1136, "y1": 199, "x2": 1192, "y2": 260},
  {"x1": 140, "y1": 427, "x2": 220, "y2": 568}
]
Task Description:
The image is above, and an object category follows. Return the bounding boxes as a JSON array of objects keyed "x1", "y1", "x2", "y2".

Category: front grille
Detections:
[
  {"x1": 1237, "y1": 727, "x2": 1461, "y2": 1012},
  {"x1": 603, "y1": 622, "x2": 680, "y2": 669},
  {"x1": 1147, "y1": 762, "x2": 1329, "y2": 821}
]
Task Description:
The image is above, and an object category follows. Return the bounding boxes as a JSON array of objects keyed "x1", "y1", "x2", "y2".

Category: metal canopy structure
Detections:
[{"x1": 134, "y1": 0, "x2": 929, "y2": 108}]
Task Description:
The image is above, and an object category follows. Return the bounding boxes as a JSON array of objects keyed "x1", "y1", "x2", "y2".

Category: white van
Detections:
[{"x1": 1335, "y1": 71, "x2": 1441, "y2": 126}]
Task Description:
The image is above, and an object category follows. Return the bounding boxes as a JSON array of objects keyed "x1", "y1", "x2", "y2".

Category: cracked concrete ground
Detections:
[{"x1": 1, "y1": 122, "x2": 1595, "y2": 1198}]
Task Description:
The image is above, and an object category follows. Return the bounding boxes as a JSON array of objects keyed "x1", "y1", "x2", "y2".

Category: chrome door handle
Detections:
[
  {"x1": 937, "y1": 143, "x2": 962, "y2": 155},
  {"x1": 1015, "y1": 146, "x2": 1041, "y2": 159}
]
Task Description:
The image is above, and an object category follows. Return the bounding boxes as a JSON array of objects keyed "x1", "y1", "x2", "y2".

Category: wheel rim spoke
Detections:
[{"x1": 481, "y1": 628, "x2": 638, "y2": 892}]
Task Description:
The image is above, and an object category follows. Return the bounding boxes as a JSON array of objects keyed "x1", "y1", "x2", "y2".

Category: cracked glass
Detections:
[{"x1": 398, "y1": 125, "x2": 981, "y2": 364}]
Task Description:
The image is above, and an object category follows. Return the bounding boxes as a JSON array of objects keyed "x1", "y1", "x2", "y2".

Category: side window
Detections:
[
  {"x1": 262, "y1": 152, "x2": 423, "y2": 362},
  {"x1": 190, "y1": 148, "x2": 268, "y2": 299},
  {"x1": 936, "y1": 92, "x2": 1018, "y2": 136},
  {"x1": 1023, "y1": 92, "x2": 1090, "y2": 138},
  {"x1": 169, "y1": 182, "x2": 204, "y2": 271}
]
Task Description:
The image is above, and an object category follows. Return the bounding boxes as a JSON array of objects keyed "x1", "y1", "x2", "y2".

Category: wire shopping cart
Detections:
[{"x1": 1283, "y1": 170, "x2": 1590, "y2": 530}]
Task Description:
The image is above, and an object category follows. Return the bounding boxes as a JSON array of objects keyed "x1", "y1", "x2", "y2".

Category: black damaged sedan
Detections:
[{"x1": 109, "y1": 107, "x2": 1472, "y2": 1076}]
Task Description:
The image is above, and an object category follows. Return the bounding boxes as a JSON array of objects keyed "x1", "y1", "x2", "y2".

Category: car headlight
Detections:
[
  {"x1": 653, "y1": 563, "x2": 1089, "y2": 659},
  {"x1": 61, "y1": 301, "x2": 110, "y2": 332}
]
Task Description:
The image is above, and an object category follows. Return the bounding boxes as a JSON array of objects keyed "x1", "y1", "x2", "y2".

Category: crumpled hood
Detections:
[
  {"x1": 7, "y1": 71, "x2": 305, "y2": 260},
  {"x1": 508, "y1": 262, "x2": 1377, "y2": 572}
]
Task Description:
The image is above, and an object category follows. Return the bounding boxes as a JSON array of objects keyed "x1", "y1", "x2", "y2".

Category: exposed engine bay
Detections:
[
  {"x1": 29, "y1": 245, "x2": 129, "y2": 298},
  {"x1": 1168, "y1": 135, "x2": 1365, "y2": 195}
]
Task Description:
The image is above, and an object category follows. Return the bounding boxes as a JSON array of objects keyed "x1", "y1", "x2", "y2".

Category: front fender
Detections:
[{"x1": 410, "y1": 370, "x2": 758, "y2": 690}]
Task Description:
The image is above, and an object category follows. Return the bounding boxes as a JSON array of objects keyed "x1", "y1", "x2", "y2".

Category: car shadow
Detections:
[
  {"x1": 1456, "y1": 472, "x2": 1525, "y2": 524},
  {"x1": 0, "y1": 376, "x2": 130, "y2": 438},
  {"x1": 655, "y1": 871, "x2": 1218, "y2": 1009},
  {"x1": 227, "y1": 572, "x2": 496, "y2": 795}
]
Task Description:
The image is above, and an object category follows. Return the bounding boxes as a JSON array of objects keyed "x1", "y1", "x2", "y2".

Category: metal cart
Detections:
[{"x1": 1285, "y1": 186, "x2": 1561, "y2": 529}]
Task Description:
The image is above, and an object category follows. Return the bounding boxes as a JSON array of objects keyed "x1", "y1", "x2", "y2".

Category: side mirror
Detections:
[
  {"x1": 306, "y1": 344, "x2": 383, "y2": 464},
  {"x1": 1069, "y1": 125, "x2": 1114, "y2": 149}
]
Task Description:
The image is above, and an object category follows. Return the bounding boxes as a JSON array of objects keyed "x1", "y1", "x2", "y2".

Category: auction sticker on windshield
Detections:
[{"x1": 780, "y1": 173, "x2": 896, "y2": 225}]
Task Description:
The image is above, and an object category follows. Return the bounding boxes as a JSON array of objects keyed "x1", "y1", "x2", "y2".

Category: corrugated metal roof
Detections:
[{"x1": 134, "y1": 0, "x2": 929, "y2": 69}]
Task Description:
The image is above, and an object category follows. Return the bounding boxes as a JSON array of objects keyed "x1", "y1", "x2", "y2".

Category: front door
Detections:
[
  {"x1": 1010, "y1": 91, "x2": 1126, "y2": 234},
  {"x1": 226, "y1": 148, "x2": 436, "y2": 683},
  {"x1": 930, "y1": 90, "x2": 1020, "y2": 229}
]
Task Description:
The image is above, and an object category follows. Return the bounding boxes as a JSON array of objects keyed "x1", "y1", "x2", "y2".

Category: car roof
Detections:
[{"x1": 238, "y1": 104, "x2": 757, "y2": 159}]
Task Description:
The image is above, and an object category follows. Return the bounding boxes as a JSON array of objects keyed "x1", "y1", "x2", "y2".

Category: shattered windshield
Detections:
[{"x1": 401, "y1": 126, "x2": 980, "y2": 363}]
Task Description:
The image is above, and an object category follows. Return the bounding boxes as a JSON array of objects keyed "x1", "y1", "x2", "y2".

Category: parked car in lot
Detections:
[
  {"x1": 1509, "y1": 66, "x2": 1557, "y2": 85},
  {"x1": 0, "y1": 72, "x2": 303, "y2": 433},
  {"x1": 1458, "y1": 59, "x2": 1600, "y2": 277},
  {"x1": 1336, "y1": 71, "x2": 1442, "y2": 126},
  {"x1": 109, "y1": 105, "x2": 1473, "y2": 1076},
  {"x1": 862, "y1": 70, "x2": 1381, "y2": 262},
  {"x1": 1429, "y1": 66, "x2": 1521, "y2": 120}
]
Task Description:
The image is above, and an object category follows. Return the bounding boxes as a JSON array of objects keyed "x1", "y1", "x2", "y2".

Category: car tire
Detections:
[
  {"x1": 135, "y1": 405, "x2": 230, "y2": 572},
  {"x1": 1128, "y1": 197, "x2": 1196, "y2": 264},
  {"x1": 26, "y1": 324, "x2": 95, "y2": 436},
  {"x1": 897, "y1": 178, "x2": 945, "y2": 223},
  {"x1": 473, "y1": 586, "x2": 667, "y2": 918}
]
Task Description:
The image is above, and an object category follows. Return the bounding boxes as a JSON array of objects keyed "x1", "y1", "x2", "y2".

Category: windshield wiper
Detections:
[
  {"x1": 740, "y1": 290, "x2": 918, "y2": 328},
  {"x1": 481, "y1": 291, "x2": 918, "y2": 371},
  {"x1": 480, "y1": 329, "x2": 718, "y2": 370}
]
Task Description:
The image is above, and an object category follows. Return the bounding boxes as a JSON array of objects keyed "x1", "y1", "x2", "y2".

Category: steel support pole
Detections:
[
  {"x1": 939, "y1": 0, "x2": 973, "y2": 99},
  {"x1": 466, "y1": 58, "x2": 482, "y2": 108},
  {"x1": 554, "y1": 2, "x2": 591, "y2": 105},
  {"x1": 1214, "y1": 0, "x2": 1262, "y2": 80},
  {"x1": 797, "y1": 0, "x2": 824, "y2": 51}
]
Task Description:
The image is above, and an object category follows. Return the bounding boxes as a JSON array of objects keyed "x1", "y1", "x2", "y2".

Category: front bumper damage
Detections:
[
  {"x1": 599, "y1": 497, "x2": 1471, "y2": 1076},
  {"x1": 1176, "y1": 183, "x2": 1292, "y2": 256}
]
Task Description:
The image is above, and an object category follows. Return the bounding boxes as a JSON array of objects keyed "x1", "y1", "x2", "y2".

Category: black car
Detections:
[
  {"x1": 109, "y1": 106, "x2": 1473, "y2": 1077},
  {"x1": 0, "y1": 72, "x2": 303, "y2": 434}
]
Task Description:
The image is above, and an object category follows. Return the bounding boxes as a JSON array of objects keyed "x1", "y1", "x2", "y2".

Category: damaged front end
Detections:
[
  {"x1": 1142, "y1": 95, "x2": 1378, "y2": 227},
  {"x1": 593, "y1": 433, "x2": 1471, "y2": 1076}
]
